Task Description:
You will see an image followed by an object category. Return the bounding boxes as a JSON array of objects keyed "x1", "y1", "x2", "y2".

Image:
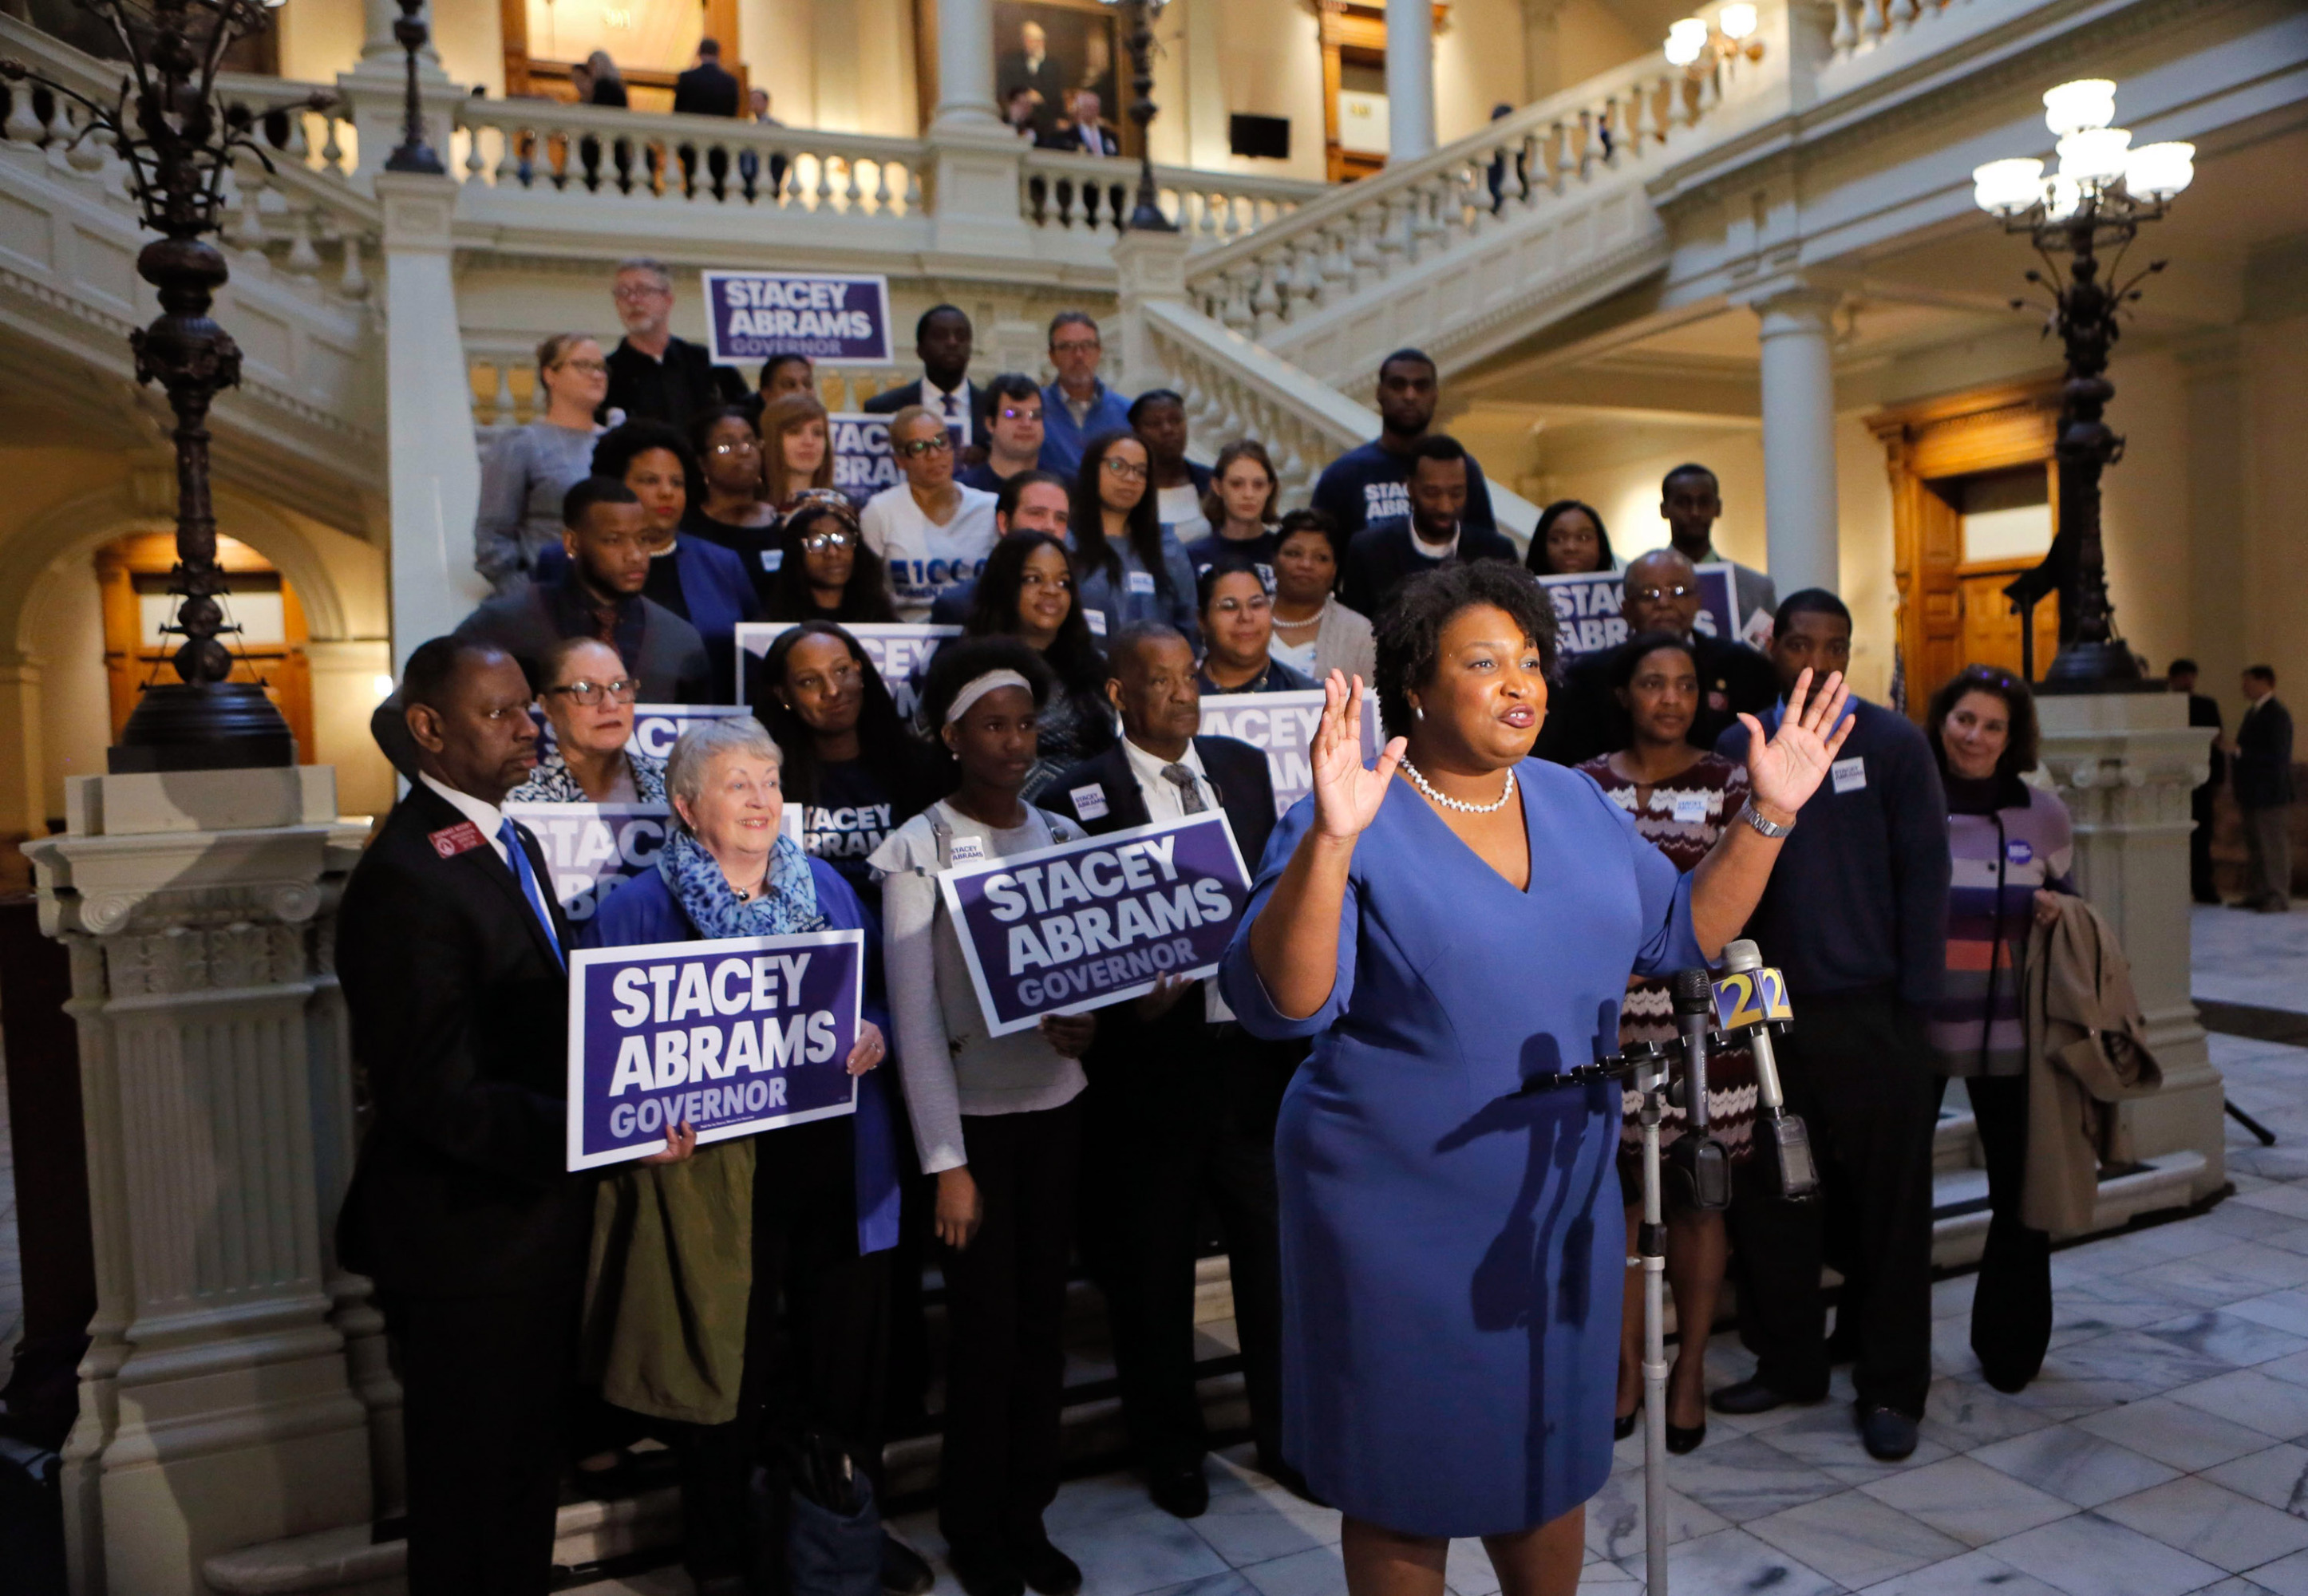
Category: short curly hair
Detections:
[{"x1": 1373, "y1": 562, "x2": 1557, "y2": 740}]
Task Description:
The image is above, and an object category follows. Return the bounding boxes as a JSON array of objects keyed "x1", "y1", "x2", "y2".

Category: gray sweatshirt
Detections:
[
  {"x1": 868, "y1": 800, "x2": 1088, "y2": 1174},
  {"x1": 475, "y1": 419, "x2": 602, "y2": 591}
]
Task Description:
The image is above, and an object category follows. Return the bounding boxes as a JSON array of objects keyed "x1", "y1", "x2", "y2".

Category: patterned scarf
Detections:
[{"x1": 657, "y1": 823, "x2": 826, "y2": 940}]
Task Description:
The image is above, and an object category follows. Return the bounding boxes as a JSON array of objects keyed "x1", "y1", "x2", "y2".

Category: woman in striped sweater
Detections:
[{"x1": 1925, "y1": 665, "x2": 2072, "y2": 1393}]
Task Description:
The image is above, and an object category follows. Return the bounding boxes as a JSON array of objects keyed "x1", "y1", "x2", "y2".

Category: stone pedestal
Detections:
[
  {"x1": 1113, "y1": 227, "x2": 1192, "y2": 395},
  {"x1": 2037, "y1": 690, "x2": 2225, "y2": 1199},
  {"x1": 23, "y1": 768, "x2": 389, "y2": 1596}
]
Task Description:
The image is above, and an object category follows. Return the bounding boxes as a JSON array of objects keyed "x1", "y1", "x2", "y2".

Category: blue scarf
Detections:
[{"x1": 657, "y1": 824, "x2": 826, "y2": 940}]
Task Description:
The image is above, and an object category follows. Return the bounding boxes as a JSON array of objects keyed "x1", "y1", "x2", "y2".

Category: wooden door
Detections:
[
  {"x1": 1958, "y1": 561, "x2": 2063, "y2": 681},
  {"x1": 95, "y1": 533, "x2": 314, "y2": 760}
]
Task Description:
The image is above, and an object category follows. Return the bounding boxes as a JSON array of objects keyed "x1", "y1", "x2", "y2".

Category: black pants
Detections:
[
  {"x1": 939, "y1": 1099, "x2": 1083, "y2": 1554},
  {"x1": 1085, "y1": 1021, "x2": 1291, "y2": 1472},
  {"x1": 1949, "y1": 1074, "x2": 2053, "y2": 1391},
  {"x1": 670, "y1": 1117, "x2": 891, "y2": 1584},
  {"x1": 387, "y1": 1274, "x2": 582, "y2": 1596},
  {"x1": 2191, "y1": 785, "x2": 2219, "y2": 903},
  {"x1": 1727, "y1": 989, "x2": 1938, "y2": 1416}
]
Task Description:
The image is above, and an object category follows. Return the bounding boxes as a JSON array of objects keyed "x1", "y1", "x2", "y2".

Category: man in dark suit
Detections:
[
  {"x1": 1338, "y1": 434, "x2": 1517, "y2": 621},
  {"x1": 2171, "y1": 658, "x2": 2226, "y2": 904},
  {"x1": 1040, "y1": 623, "x2": 1298, "y2": 1518},
  {"x1": 672, "y1": 37, "x2": 741, "y2": 117},
  {"x1": 337, "y1": 638, "x2": 690, "y2": 1594},
  {"x1": 995, "y1": 19, "x2": 1068, "y2": 140},
  {"x1": 864, "y1": 304, "x2": 986, "y2": 453},
  {"x1": 2232, "y1": 663, "x2": 2294, "y2": 912},
  {"x1": 1537, "y1": 545, "x2": 1780, "y2": 765},
  {"x1": 1041, "y1": 89, "x2": 1119, "y2": 156},
  {"x1": 603, "y1": 258, "x2": 747, "y2": 426}
]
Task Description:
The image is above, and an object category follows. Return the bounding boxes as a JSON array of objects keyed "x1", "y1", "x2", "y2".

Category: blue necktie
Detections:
[{"x1": 498, "y1": 819, "x2": 565, "y2": 969}]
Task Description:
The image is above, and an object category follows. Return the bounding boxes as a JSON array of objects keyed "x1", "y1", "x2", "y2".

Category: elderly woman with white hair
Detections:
[{"x1": 579, "y1": 716, "x2": 921, "y2": 1594}]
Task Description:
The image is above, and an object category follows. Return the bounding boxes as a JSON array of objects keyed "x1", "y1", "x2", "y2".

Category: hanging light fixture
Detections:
[{"x1": 1662, "y1": 6, "x2": 1765, "y2": 72}]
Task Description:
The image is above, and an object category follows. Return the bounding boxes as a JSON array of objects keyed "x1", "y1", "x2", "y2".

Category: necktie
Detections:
[
  {"x1": 498, "y1": 819, "x2": 566, "y2": 968},
  {"x1": 1161, "y1": 764, "x2": 1207, "y2": 814}
]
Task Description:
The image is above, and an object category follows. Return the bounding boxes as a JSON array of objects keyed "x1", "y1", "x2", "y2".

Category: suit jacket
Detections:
[
  {"x1": 605, "y1": 335, "x2": 748, "y2": 429},
  {"x1": 1041, "y1": 734, "x2": 1278, "y2": 870},
  {"x1": 862, "y1": 378, "x2": 990, "y2": 452},
  {"x1": 2187, "y1": 691, "x2": 2225, "y2": 792},
  {"x1": 1041, "y1": 121, "x2": 1118, "y2": 156},
  {"x1": 336, "y1": 782, "x2": 589, "y2": 1297},
  {"x1": 2236, "y1": 696, "x2": 2296, "y2": 810},
  {"x1": 673, "y1": 60, "x2": 741, "y2": 118}
]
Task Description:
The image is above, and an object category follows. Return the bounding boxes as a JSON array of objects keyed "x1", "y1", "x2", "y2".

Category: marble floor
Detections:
[{"x1": 578, "y1": 905, "x2": 2308, "y2": 1596}]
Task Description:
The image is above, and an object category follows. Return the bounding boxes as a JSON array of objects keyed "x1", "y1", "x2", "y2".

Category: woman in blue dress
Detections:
[{"x1": 1219, "y1": 563, "x2": 1852, "y2": 1594}]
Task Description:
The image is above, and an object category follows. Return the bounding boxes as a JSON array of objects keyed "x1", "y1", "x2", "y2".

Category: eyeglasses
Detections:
[
  {"x1": 897, "y1": 434, "x2": 953, "y2": 458},
  {"x1": 1208, "y1": 593, "x2": 1273, "y2": 616},
  {"x1": 1101, "y1": 456, "x2": 1148, "y2": 480},
  {"x1": 552, "y1": 358, "x2": 609, "y2": 375},
  {"x1": 800, "y1": 530, "x2": 858, "y2": 552},
  {"x1": 1051, "y1": 339, "x2": 1101, "y2": 356},
  {"x1": 1627, "y1": 583, "x2": 1696, "y2": 603},
  {"x1": 708, "y1": 437, "x2": 759, "y2": 456},
  {"x1": 546, "y1": 678, "x2": 639, "y2": 705},
  {"x1": 998, "y1": 405, "x2": 1043, "y2": 423},
  {"x1": 612, "y1": 283, "x2": 670, "y2": 302}
]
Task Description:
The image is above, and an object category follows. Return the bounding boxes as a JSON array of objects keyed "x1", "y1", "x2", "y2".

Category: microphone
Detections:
[
  {"x1": 1666, "y1": 969, "x2": 1730, "y2": 1213},
  {"x1": 1717, "y1": 939, "x2": 1818, "y2": 1201}
]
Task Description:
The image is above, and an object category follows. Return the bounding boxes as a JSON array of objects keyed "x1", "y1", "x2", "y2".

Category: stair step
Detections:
[{"x1": 205, "y1": 1152, "x2": 2206, "y2": 1594}]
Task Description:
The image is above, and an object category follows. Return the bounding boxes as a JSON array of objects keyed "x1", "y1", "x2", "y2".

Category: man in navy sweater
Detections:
[
  {"x1": 1711, "y1": 590, "x2": 1950, "y2": 1462},
  {"x1": 1337, "y1": 435, "x2": 1517, "y2": 621},
  {"x1": 1310, "y1": 349, "x2": 1498, "y2": 555}
]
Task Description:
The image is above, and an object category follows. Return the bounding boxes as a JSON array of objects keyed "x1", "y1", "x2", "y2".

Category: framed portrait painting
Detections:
[{"x1": 990, "y1": 0, "x2": 1130, "y2": 156}]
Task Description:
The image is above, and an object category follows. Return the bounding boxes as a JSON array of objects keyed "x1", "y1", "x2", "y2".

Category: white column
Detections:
[
  {"x1": 933, "y1": 0, "x2": 1000, "y2": 129},
  {"x1": 1753, "y1": 285, "x2": 1842, "y2": 596},
  {"x1": 1385, "y1": 0, "x2": 1436, "y2": 161},
  {"x1": 26, "y1": 768, "x2": 377, "y2": 1596},
  {"x1": 376, "y1": 172, "x2": 486, "y2": 671}
]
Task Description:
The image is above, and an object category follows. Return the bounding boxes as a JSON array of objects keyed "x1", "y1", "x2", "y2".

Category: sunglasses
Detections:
[
  {"x1": 897, "y1": 434, "x2": 954, "y2": 458},
  {"x1": 801, "y1": 530, "x2": 858, "y2": 552}
]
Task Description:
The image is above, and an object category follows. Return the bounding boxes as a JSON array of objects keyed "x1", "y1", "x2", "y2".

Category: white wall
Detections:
[
  {"x1": 27, "y1": 553, "x2": 110, "y2": 820},
  {"x1": 1436, "y1": 0, "x2": 1533, "y2": 145}
]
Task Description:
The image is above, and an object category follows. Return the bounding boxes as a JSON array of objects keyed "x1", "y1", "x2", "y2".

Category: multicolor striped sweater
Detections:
[{"x1": 1928, "y1": 776, "x2": 2074, "y2": 1077}]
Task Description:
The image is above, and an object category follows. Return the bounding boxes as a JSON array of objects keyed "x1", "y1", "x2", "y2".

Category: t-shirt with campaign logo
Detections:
[
  {"x1": 1308, "y1": 438, "x2": 1499, "y2": 547},
  {"x1": 799, "y1": 758, "x2": 902, "y2": 901},
  {"x1": 860, "y1": 481, "x2": 999, "y2": 622}
]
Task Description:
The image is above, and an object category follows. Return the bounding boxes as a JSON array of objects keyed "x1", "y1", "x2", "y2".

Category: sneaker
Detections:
[{"x1": 1858, "y1": 1404, "x2": 1919, "y2": 1460}]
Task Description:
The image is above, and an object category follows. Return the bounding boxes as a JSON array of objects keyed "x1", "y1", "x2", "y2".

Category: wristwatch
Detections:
[{"x1": 1739, "y1": 800, "x2": 1794, "y2": 839}]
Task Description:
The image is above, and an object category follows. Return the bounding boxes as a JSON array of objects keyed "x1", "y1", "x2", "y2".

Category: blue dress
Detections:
[{"x1": 1219, "y1": 759, "x2": 1704, "y2": 1538}]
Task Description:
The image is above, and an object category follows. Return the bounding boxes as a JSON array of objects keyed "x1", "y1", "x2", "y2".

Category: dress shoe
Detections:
[
  {"x1": 1858, "y1": 1404, "x2": 1919, "y2": 1460},
  {"x1": 883, "y1": 1531, "x2": 936, "y2": 1596},
  {"x1": 1148, "y1": 1458, "x2": 1210, "y2": 1519},
  {"x1": 1008, "y1": 1535, "x2": 1082, "y2": 1596},
  {"x1": 946, "y1": 1540, "x2": 1024, "y2": 1596},
  {"x1": 1614, "y1": 1407, "x2": 1639, "y2": 1441},
  {"x1": 1666, "y1": 1420, "x2": 1707, "y2": 1455},
  {"x1": 1709, "y1": 1377, "x2": 1823, "y2": 1416}
]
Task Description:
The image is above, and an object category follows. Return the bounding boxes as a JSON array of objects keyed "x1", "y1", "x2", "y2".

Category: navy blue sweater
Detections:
[{"x1": 1716, "y1": 697, "x2": 1950, "y2": 1011}]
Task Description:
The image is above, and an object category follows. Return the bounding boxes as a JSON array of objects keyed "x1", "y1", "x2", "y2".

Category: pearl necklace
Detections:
[{"x1": 1401, "y1": 758, "x2": 1517, "y2": 814}]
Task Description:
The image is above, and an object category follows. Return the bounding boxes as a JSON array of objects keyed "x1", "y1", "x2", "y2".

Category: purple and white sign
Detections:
[
  {"x1": 701, "y1": 272, "x2": 893, "y2": 366},
  {"x1": 1541, "y1": 562, "x2": 1741, "y2": 662},
  {"x1": 831, "y1": 411, "x2": 902, "y2": 505},
  {"x1": 534, "y1": 703, "x2": 752, "y2": 762},
  {"x1": 509, "y1": 802, "x2": 803, "y2": 923},
  {"x1": 1199, "y1": 689, "x2": 1383, "y2": 818},
  {"x1": 565, "y1": 930, "x2": 864, "y2": 1171},
  {"x1": 736, "y1": 622, "x2": 958, "y2": 721},
  {"x1": 938, "y1": 814, "x2": 1254, "y2": 1036}
]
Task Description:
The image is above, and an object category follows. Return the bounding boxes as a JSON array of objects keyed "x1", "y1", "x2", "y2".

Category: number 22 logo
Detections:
[{"x1": 1713, "y1": 967, "x2": 1792, "y2": 1030}]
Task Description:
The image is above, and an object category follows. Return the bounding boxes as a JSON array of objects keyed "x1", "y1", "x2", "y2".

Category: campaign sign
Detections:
[
  {"x1": 939, "y1": 814, "x2": 1253, "y2": 1037},
  {"x1": 1199, "y1": 689, "x2": 1383, "y2": 818},
  {"x1": 566, "y1": 929, "x2": 863, "y2": 1171},
  {"x1": 510, "y1": 802, "x2": 803, "y2": 923},
  {"x1": 1540, "y1": 562, "x2": 1741, "y2": 662},
  {"x1": 736, "y1": 622, "x2": 958, "y2": 721},
  {"x1": 701, "y1": 271, "x2": 893, "y2": 366},
  {"x1": 534, "y1": 703, "x2": 752, "y2": 762},
  {"x1": 830, "y1": 412, "x2": 900, "y2": 504}
]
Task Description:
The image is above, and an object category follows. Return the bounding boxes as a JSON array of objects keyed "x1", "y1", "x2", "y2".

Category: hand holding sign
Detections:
[
  {"x1": 847, "y1": 1019, "x2": 887, "y2": 1077},
  {"x1": 1312, "y1": 671, "x2": 1406, "y2": 842},
  {"x1": 636, "y1": 1119, "x2": 698, "y2": 1164}
]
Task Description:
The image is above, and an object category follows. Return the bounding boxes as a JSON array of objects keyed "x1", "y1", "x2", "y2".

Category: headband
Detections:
[{"x1": 945, "y1": 670, "x2": 1034, "y2": 726}]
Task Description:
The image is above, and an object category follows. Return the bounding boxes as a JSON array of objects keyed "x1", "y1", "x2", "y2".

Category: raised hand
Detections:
[
  {"x1": 1738, "y1": 666, "x2": 1855, "y2": 820},
  {"x1": 1310, "y1": 670, "x2": 1407, "y2": 842}
]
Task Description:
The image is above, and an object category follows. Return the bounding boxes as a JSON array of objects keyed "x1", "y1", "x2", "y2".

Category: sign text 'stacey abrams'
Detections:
[
  {"x1": 937, "y1": 814, "x2": 1254, "y2": 1036},
  {"x1": 1539, "y1": 562, "x2": 1743, "y2": 661},
  {"x1": 510, "y1": 802, "x2": 804, "y2": 923},
  {"x1": 701, "y1": 272, "x2": 893, "y2": 365},
  {"x1": 1198, "y1": 689, "x2": 1382, "y2": 818},
  {"x1": 565, "y1": 930, "x2": 863, "y2": 1171},
  {"x1": 735, "y1": 622, "x2": 958, "y2": 722}
]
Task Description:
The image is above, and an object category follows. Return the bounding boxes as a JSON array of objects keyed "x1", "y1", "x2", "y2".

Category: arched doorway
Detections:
[{"x1": 93, "y1": 532, "x2": 317, "y2": 761}]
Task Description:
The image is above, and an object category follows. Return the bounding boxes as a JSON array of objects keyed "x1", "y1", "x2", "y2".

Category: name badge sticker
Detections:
[
  {"x1": 1085, "y1": 609, "x2": 1109, "y2": 637},
  {"x1": 1126, "y1": 569, "x2": 1157, "y2": 596},
  {"x1": 1671, "y1": 791, "x2": 1709, "y2": 824},
  {"x1": 947, "y1": 836, "x2": 987, "y2": 865},
  {"x1": 429, "y1": 821, "x2": 488, "y2": 859},
  {"x1": 1831, "y1": 756, "x2": 1867, "y2": 796},
  {"x1": 1070, "y1": 784, "x2": 1110, "y2": 821},
  {"x1": 760, "y1": 549, "x2": 783, "y2": 572},
  {"x1": 2007, "y1": 839, "x2": 2035, "y2": 866}
]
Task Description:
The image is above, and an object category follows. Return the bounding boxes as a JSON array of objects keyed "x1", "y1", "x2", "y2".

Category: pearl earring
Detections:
[{"x1": 1414, "y1": 705, "x2": 1425, "y2": 721}]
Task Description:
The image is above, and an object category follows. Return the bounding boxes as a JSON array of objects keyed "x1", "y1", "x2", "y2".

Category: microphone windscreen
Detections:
[
  {"x1": 1721, "y1": 938, "x2": 1762, "y2": 974},
  {"x1": 1670, "y1": 968, "x2": 1714, "y2": 1014}
]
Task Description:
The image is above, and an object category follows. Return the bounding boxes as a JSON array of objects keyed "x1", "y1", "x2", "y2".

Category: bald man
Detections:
[{"x1": 1536, "y1": 547, "x2": 1779, "y2": 766}]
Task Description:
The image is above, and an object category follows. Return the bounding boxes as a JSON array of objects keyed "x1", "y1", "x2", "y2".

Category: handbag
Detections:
[{"x1": 752, "y1": 1430, "x2": 880, "y2": 1596}]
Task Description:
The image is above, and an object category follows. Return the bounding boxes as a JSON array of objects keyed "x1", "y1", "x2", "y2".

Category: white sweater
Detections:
[{"x1": 867, "y1": 800, "x2": 1089, "y2": 1174}]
